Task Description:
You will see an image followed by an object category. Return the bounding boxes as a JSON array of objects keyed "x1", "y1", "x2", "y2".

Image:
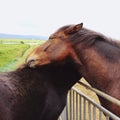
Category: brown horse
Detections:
[
  {"x1": 0, "y1": 63, "x2": 80, "y2": 120},
  {"x1": 26, "y1": 23, "x2": 120, "y2": 118}
]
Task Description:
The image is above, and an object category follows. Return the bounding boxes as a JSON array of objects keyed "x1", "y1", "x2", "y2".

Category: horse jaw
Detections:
[{"x1": 26, "y1": 53, "x2": 51, "y2": 68}]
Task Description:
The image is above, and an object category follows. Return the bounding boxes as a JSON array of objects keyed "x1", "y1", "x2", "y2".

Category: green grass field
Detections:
[
  {"x1": 0, "y1": 39, "x2": 45, "y2": 71},
  {"x1": 0, "y1": 38, "x2": 45, "y2": 44}
]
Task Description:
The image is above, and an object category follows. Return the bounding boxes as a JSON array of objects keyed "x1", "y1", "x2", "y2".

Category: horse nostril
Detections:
[{"x1": 27, "y1": 59, "x2": 35, "y2": 66}]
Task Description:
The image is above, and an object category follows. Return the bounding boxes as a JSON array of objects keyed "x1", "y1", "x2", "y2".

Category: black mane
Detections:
[
  {"x1": 70, "y1": 27, "x2": 120, "y2": 49},
  {"x1": 55, "y1": 24, "x2": 120, "y2": 63}
]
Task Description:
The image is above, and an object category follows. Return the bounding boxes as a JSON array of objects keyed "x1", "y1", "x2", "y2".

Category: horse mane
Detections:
[
  {"x1": 68, "y1": 27, "x2": 120, "y2": 63},
  {"x1": 71, "y1": 27, "x2": 120, "y2": 48}
]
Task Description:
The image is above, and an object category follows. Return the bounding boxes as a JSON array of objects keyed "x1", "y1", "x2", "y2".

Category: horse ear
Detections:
[{"x1": 65, "y1": 23, "x2": 83, "y2": 34}]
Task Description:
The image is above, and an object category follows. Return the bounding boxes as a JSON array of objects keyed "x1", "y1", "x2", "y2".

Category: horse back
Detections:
[{"x1": 0, "y1": 73, "x2": 15, "y2": 120}]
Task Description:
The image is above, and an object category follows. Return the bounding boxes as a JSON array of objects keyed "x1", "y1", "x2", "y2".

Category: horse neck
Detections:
[
  {"x1": 73, "y1": 44, "x2": 107, "y2": 90},
  {"x1": 15, "y1": 64, "x2": 80, "y2": 92},
  {"x1": 11, "y1": 66, "x2": 45, "y2": 91},
  {"x1": 46, "y1": 64, "x2": 81, "y2": 92},
  {"x1": 14, "y1": 66, "x2": 38, "y2": 80}
]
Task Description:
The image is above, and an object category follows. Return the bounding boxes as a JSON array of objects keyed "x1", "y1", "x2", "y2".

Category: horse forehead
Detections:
[
  {"x1": 29, "y1": 45, "x2": 45, "y2": 55},
  {"x1": 32, "y1": 39, "x2": 64, "y2": 53}
]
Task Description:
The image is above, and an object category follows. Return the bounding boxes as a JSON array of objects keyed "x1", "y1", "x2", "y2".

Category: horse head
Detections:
[{"x1": 26, "y1": 23, "x2": 83, "y2": 67}]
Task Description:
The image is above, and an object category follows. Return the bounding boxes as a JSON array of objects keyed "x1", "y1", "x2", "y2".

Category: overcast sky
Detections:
[{"x1": 0, "y1": 0, "x2": 120, "y2": 39}]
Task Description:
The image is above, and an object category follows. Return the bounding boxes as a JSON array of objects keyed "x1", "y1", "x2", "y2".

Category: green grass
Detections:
[
  {"x1": 13, "y1": 45, "x2": 38, "y2": 70},
  {"x1": 0, "y1": 44, "x2": 30, "y2": 71},
  {"x1": 0, "y1": 39, "x2": 45, "y2": 72},
  {"x1": 0, "y1": 38, "x2": 45, "y2": 44}
]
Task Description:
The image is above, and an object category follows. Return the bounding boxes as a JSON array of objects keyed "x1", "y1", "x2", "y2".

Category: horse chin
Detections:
[
  {"x1": 28, "y1": 60, "x2": 52, "y2": 68},
  {"x1": 27, "y1": 61, "x2": 37, "y2": 68}
]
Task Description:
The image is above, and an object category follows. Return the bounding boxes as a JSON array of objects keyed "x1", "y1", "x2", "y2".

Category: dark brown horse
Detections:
[
  {"x1": 26, "y1": 23, "x2": 120, "y2": 117},
  {"x1": 0, "y1": 63, "x2": 80, "y2": 120}
]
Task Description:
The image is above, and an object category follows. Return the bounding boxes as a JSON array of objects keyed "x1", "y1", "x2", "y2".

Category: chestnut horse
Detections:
[
  {"x1": 0, "y1": 63, "x2": 80, "y2": 120},
  {"x1": 27, "y1": 23, "x2": 120, "y2": 118}
]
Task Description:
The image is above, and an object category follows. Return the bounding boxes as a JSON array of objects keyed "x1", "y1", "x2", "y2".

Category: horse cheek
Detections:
[
  {"x1": 48, "y1": 46, "x2": 68, "y2": 62},
  {"x1": 38, "y1": 52, "x2": 51, "y2": 65},
  {"x1": 70, "y1": 49, "x2": 82, "y2": 65}
]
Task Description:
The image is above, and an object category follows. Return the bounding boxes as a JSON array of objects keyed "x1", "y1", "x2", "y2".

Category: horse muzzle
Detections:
[{"x1": 26, "y1": 58, "x2": 37, "y2": 68}]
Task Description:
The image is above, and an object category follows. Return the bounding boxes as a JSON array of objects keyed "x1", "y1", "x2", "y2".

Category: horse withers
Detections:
[{"x1": 26, "y1": 23, "x2": 120, "y2": 118}]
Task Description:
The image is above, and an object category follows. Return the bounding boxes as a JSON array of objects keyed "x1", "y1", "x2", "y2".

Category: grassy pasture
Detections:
[
  {"x1": 0, "y1": 39, "x2": 45, "y2": 71},
  {"x1": 0, "y1": 44, "x2": 30, "y2": 71},
  {"x1": 0, "y1": 38, "x2": 45, "y2": 44}
]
